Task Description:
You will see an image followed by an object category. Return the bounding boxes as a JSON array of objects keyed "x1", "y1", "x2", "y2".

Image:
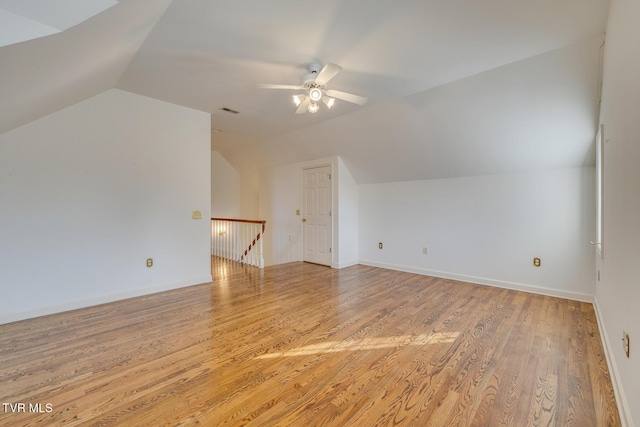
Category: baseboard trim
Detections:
[
  {"x1": 0, "y1": 275, "x2": 213, "y2": 326},
  {"x1": 332, "y1": 259, "x2": 359, "y2": 269},
  {"x1": 593, "y1": 298, "x2": 633, "y2": 427},
  {"x1": 358, "y1": 260, "x2": 594, "y2": 303}
]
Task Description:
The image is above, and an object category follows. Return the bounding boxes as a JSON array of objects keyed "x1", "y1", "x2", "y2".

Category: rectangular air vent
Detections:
[{"x1": 220, "y1": 107, "x2": 239, "y2": 114}]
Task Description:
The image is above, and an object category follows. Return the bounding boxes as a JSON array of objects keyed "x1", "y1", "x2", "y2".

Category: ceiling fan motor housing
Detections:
[
  {"x1": 303, "y1": 62, "x2": 322, "y2": 85},
  {"x1": 303, "y1": 73, "x2": 318, "y2": 86}
]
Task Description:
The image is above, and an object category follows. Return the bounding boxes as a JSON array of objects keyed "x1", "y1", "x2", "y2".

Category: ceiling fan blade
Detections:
[
  {"x1": 258, "y1": 84, "x2": 304, "y2": 90},
  {"x1": 314, "y1": 63, "x2": 342, "y2": 86},
  {"x1": 325, "y1": 89, "x2": 367, "y2": 105},
  {"x1": 296, "y1": 97, "x2": 310, "y2": 114}
]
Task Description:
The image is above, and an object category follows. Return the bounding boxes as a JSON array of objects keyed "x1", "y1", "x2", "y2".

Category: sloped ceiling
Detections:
[
  {"x1": 244, "y1": 38, "x2": 602, "y2": 184},
  {"x1": 0, "y1": 0, "x2": 171, "y2": 134},
  {"x1": 0, "y1": 0, "x2": 119, "y2": 47},
  {"x1": 1, "y1": 0, "x2": 610, "y2": 183}
]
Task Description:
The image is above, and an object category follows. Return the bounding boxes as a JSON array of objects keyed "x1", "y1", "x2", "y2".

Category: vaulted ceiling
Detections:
[{"x1": 0, "y1": 0, "x2": 610, "y2": 183}]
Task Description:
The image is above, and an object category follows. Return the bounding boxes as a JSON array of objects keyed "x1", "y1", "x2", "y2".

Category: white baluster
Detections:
[
  {"x1": 214, "y1": 220, "x2": 217, "y2": 258},
  {"x1": 259, "y1": 223, "x2": 264, "y2": 268},
  {"x1": 235, "y1": 221, "x2": 239, "y2": 261},
  {"x1": 250, "y1": 223, "x2": 255, "y2": 266},
  {"x1": 244, "y1": 222, "x2": 249, "y2": 266},
  {"x1": 253, "y1": 223, "x2": 258, "y2": 267},
  {"x1": 242, "y1": 223, "x2": 246, "y2": 264},
  {"x1": 216, "y1": 220, "x2": 220, "y2": 258},
  {"x1": 251, "y1": 223, "x2": 255, "y2": 267},
  {"x1": 245, "y1": 223, "x2": 249, "y2": 265}
]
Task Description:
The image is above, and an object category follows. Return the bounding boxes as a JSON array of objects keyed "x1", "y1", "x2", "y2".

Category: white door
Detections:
[{"x1": 303, "y1": 166, "x2": 332, "y2": 266}]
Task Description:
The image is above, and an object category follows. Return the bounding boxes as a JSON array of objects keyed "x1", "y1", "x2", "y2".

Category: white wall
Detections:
[
  {"x1": 210, "y1": 150, "x2": 259, "y2": 220},
  {"x1": 337, "y1": 157, "x2": 358, "y2": 267},
  {"x1": 0, "y1": 89, "x2": 211, "y2": 324},
  {"x1": 259, "y1": 162, "x2": 305, "y2": 267},
  {"x1": 211, "y1": 150, "x2": 241, "y2": 218},
  {"x1": 239, "y1": 172, "x2": 259, "y2": 220},
  {"x1": 359, "y1": 168, "x2": 595, "y2": 301},
  {"x1": 595, "y1": 0, "x2": 640, "y2": 424},
  {"x1": 258, "y1": 156, "x2": 358, "y2": 268}
]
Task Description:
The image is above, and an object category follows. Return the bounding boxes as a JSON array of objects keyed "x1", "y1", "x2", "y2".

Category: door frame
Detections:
[{"x1": 301, "y1": 163, "x2": 334, "y2": 266}]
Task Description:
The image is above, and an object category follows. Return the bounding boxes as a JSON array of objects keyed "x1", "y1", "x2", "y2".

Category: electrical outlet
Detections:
[
  {"x1": 533, "y1": 257, "x2": 541, "y2": 267},
  {"x1": 622, "y1": 330, "x2": 630, "y2": 358},
  {"x1": 146, "y1": 258, "x2": 153, "y2": 268},
  {"x1": 422, "y1": 247, "x2": 428, "y2": 255},
  {"x1": 378, "y1": 242, "x2": 383, "y2": 250}
]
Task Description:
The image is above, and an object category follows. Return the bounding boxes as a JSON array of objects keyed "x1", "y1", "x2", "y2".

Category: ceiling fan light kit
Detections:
[
  {"x1": 259, "y1": 62, "x2": 367, "y2": 114},
  {"x1": 292, "y1": 94, "x2": 304, "y2": 106},
  {"x1": 323, "y1": 97, "x2": 335, "y2": 109},
  {"x1": 309, "y1": 87, "x2": 322, "y2": 102}
]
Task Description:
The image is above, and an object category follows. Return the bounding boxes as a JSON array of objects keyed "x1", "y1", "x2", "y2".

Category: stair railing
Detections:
[{"x1": 211, "y1": 218, "x2": 265, "y2": 268}]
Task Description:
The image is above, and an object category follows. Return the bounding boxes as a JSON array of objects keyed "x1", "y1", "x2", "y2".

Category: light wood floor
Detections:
[{"x1": 0, "y1": 258, "x2": 620, "y2": 426}]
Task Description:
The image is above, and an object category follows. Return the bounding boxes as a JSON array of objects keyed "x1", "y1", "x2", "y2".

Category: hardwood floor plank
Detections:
[{"x1": 0, "y1": 258, "x2": 621, "y2": 426}]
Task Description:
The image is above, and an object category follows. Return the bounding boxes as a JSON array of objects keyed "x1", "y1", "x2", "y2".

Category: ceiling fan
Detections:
[{"x1": 258, "y1": 62, "x2": 367, "y2": 114}]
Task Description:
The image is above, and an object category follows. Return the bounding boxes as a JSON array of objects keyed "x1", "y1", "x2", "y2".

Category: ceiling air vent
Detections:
[{"x1": 220, "y1": 107, "x2": 240, "y2": 114}]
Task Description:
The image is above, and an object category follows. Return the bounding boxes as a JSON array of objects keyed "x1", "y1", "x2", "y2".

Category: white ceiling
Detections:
[
  {"x1": 0, "y1": 0, "x2": 118, "y2": 47},
  {"x1": 0, "y1": 0, "x2": 171, "y2": 134},
  {"x1": 0, "y1": 0, "x2": 611, "y2": 183}
]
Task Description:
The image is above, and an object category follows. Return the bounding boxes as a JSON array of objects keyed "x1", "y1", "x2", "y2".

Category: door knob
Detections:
[{"x1": 302, "y1": 218, "x2": 307, "y2": 222}]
